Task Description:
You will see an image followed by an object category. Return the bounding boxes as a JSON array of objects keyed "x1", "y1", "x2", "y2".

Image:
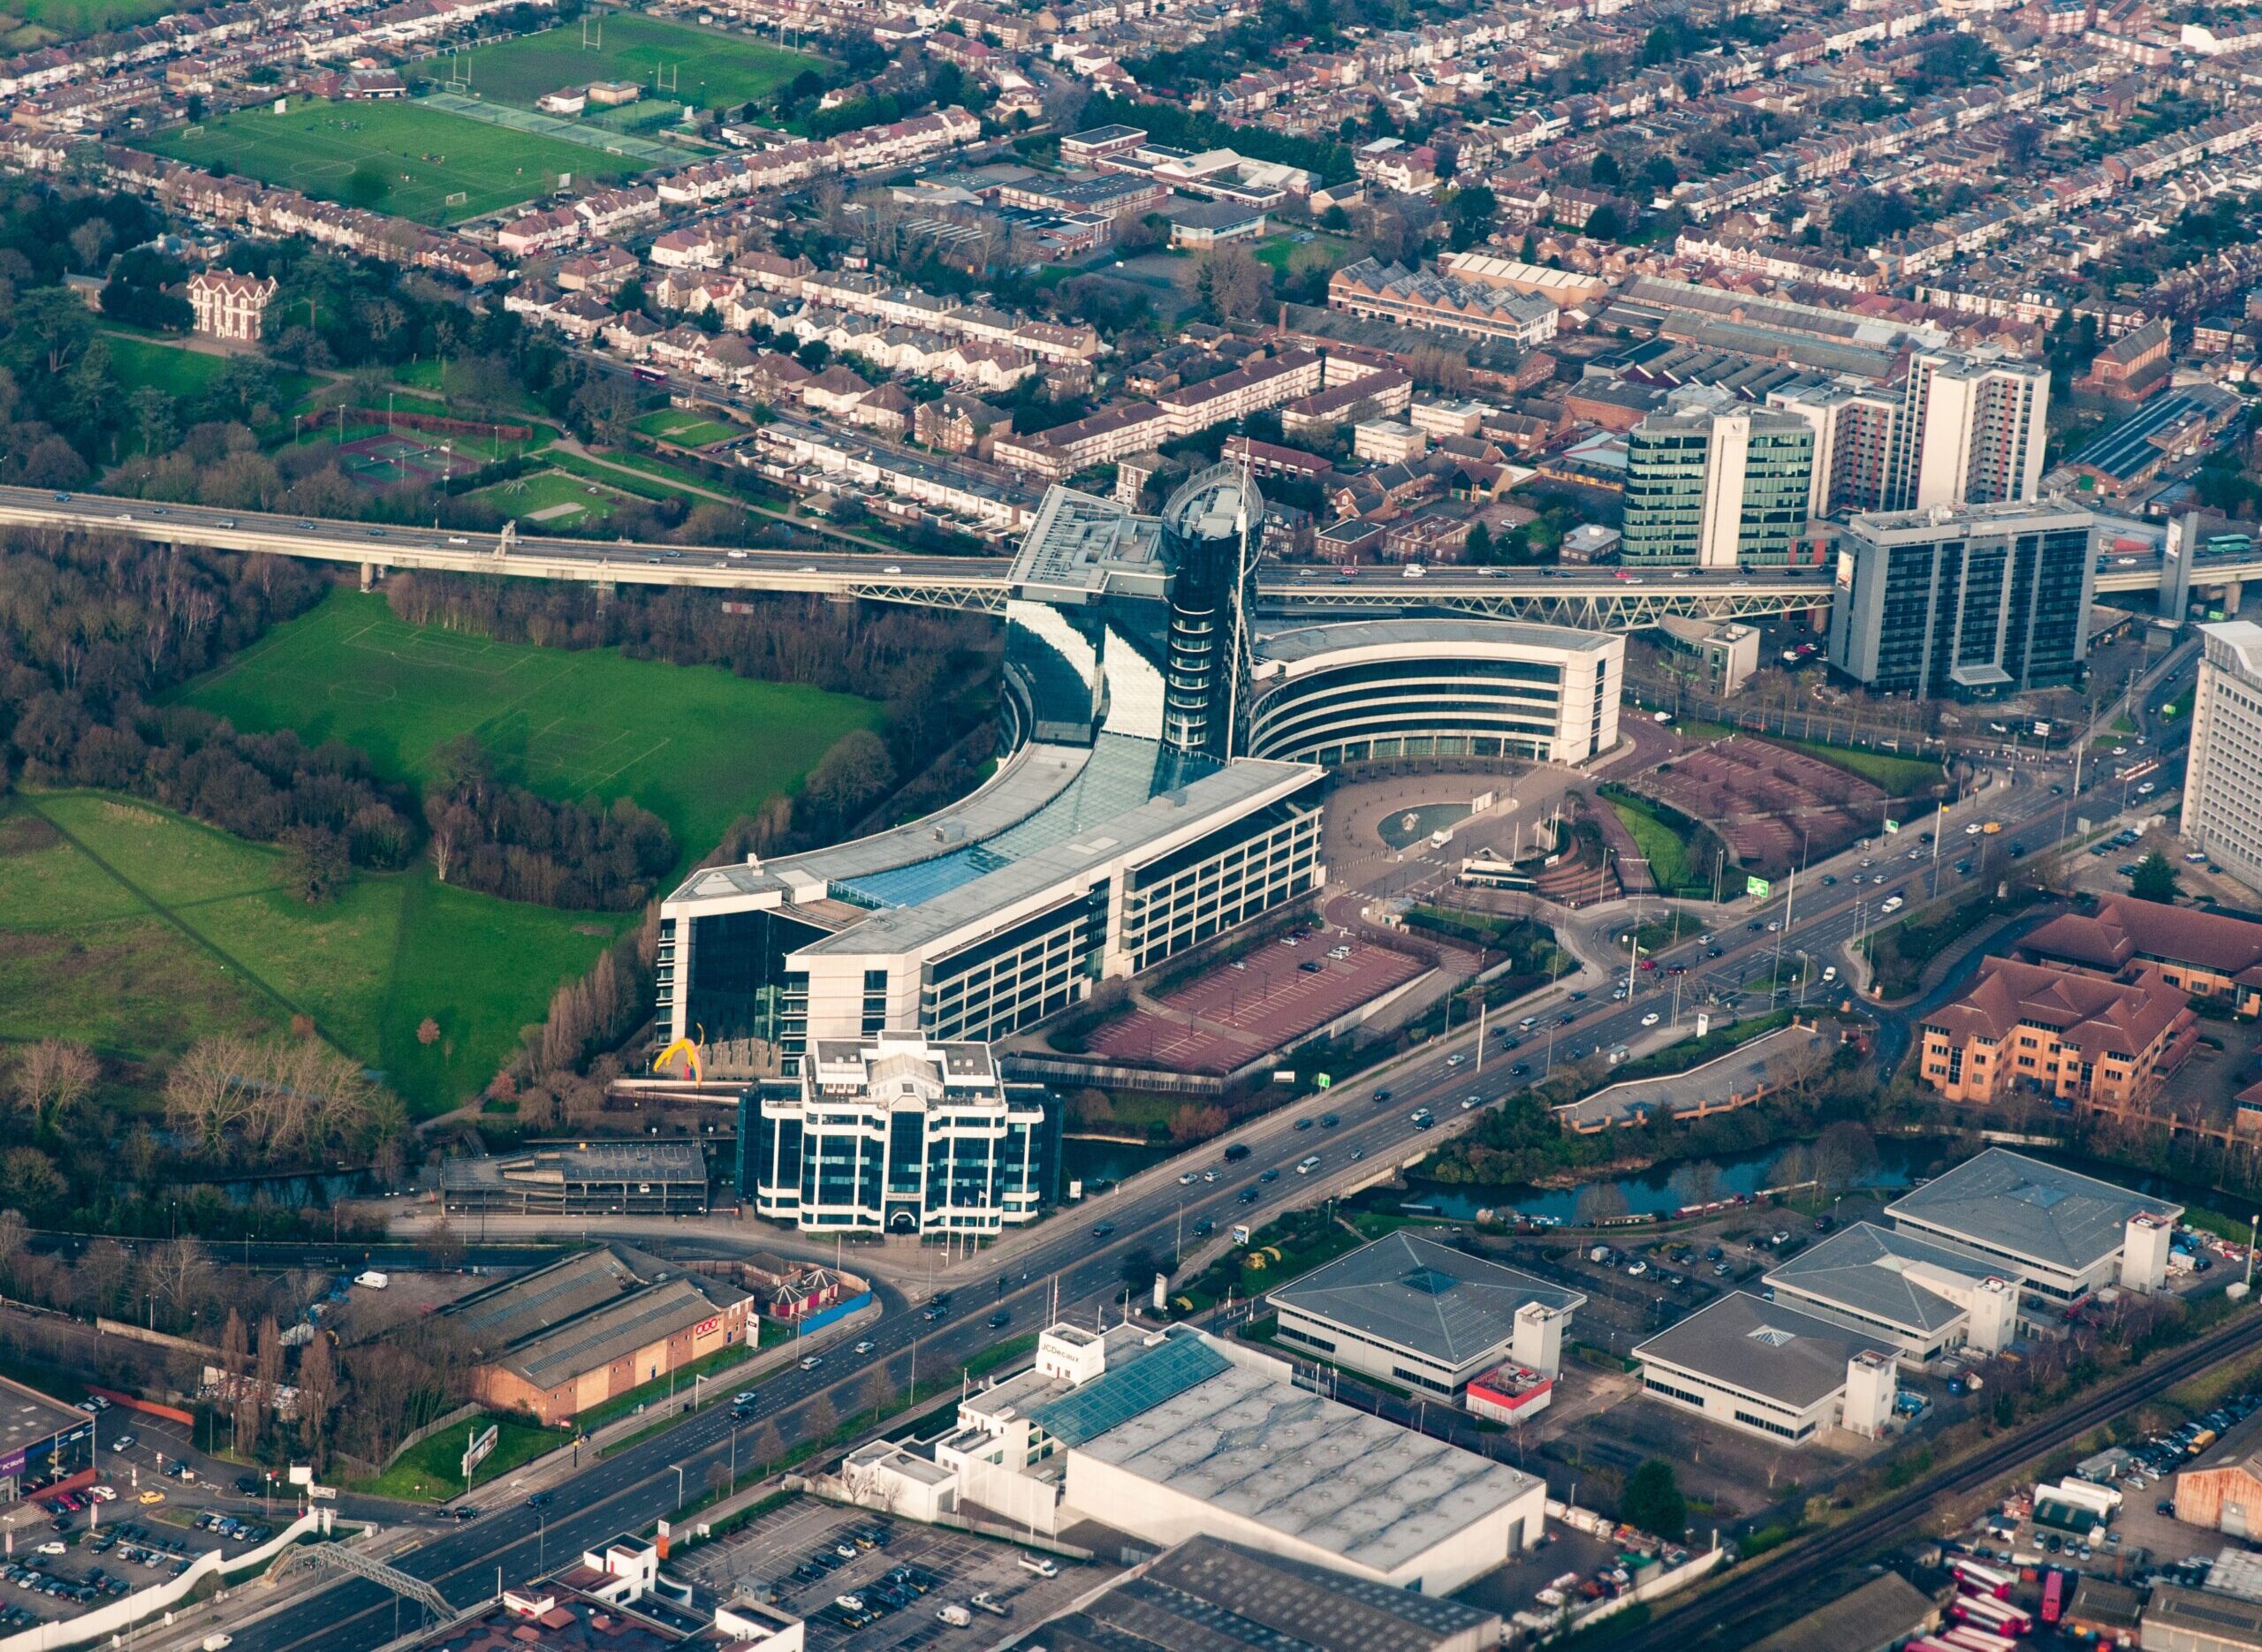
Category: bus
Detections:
[
  {"x1": 2040, "y1": 1566, "x2": 2067, "y2": 1626},
  {"x1": 1951, "y1": 1595, "x2": 2032, "y2": 1637},
  {"x1": 1456, "y1": 857, "x2": 1534, "y2": 891},
  {"x1": 1945, "y1": 1610, "x2": 2017, "y2": 1638},
  {"x1": 1949, "y1": 1557, "x2": 2013, "y2": 1599},
  {"x1": 632, "y1": 367, "x2": 669, "y2": 385}
]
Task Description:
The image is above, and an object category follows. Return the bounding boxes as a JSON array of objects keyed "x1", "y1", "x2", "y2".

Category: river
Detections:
[{"x1": 1395, "y1": 1136, "x2": 2258, "y2": 1226}]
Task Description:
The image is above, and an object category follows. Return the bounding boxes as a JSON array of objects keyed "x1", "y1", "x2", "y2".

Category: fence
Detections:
[
  {"x1": 794, "y1": 1291, "x2": 874, "y2": 1338},
  {"x1": 999, "y1": 1057, "x2": 1226, "y2": 1097},
  {"x1": 377, "y1": 1399, "x2": 486, "y2": 1473},
  {"x1": 0, "y1": 1511, "x2": 325, "y2": 1652},
  {"x1": 347, "y1": 408, "x2": 533, "y2": 441}
]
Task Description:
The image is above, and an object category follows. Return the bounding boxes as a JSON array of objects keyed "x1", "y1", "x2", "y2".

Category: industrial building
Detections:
[
  {"x1": 1031, "y1": 1536, "x2": 1502, "y2": 1652},
  {"x1": 1826, "y1": 502, "x2": 2098, "y2": 700},
  {"x1": 1247, "y1": 619, "x2": 1624, "y2": 768},
  {"x1": 737, "y1": 1031, "x2": 1057, "y2": 1235},
  {"x1": 1882, "y1": 1148, "x2": 2182, "y2": 1309},
  {"x1": 443, "y1": 1246, "x2": 752, "y2": 1424},
  {"x1": 2175, "y1": 1410, "x2": 2262, "y2": 1535},
  {"x1": 1621, "y1": 385, "x2": 1815, "y2": 568},
  {"x1": 399, "y1": 1536, "x2": 801, "y2": 1652},
  {"x1": 1744, "y1": 1572, "x2": 1939, "y2": 1652},
  {"x1": 2144, "y1": 1581, "x2": 2262, "y2": 1651},
  {"x1": 2182, "y1": 621, "x2": 2262, "y2": 899},
  {"x1": 1633, "y1": 1291, "x2": 1901, "y2": 1445},
  {"x1": 1762, "y1": 1221, "x2": 2017, "y2": 1364},
  {"x1": 851, "y1": 1322, "x2": 1547, "y2": 1595},
  {"x1": 439, "y1": 1140, "x2": 710, "y2": 1217},
  {"x1": 1265, "y1": 1231, "x2": 1586, "y2": 1398},
  {"x1": 0, "y1": 1375, "x2": 93, "y2": 1504}
]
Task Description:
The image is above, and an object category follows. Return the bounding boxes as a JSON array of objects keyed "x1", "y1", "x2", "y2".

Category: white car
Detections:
[
  {"x1": 34, "y1": 1543, "x2": 62, "y2": 1557},
  {"x1": 853, "y1": 1340, "x2": 875, "y2": 1356},
  {"x1": 1641, "y1": 1012, "x2": 1660, "y2": 1027},
  {"x1": 1965, "y1": 822, "x2": 1983, "y2": 836}
]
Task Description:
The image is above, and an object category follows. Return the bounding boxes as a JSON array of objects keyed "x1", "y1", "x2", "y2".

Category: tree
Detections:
[
  {"x1": 12, "y1": 1039, "x2": 98, "y2": 1133},
  {"x1": 1575, "y1": 1182, "x2": 1630, "y2": 1226},
  {"x1": 1196, "y1": 246, "x2": 1271, "y2": 322},
  {"x1": 1589, "y1": 151, "x2": 1621, "y2": 189},
  {"x1": 297, "y1": 1331, "x2": 338, "y2": 1464},
  {"x1": 861, "y1": 1368, "x2": 895, "y2": 1427},
  {"x1": 1446, "y1": 184, "x2": 1499, "y2": 252},
  {"x1": 417, "y1": 1017, "x2": 442, "y2": 1047},
  {"x1": 283, "y1": 825, "x2": 351, "y2": 904},
  {"x1": 1584, "y1": 204, "x2": 1625, "y2": 243},
  {"x1": 1623, "y1": 1458, "x2": 1687, "y2": 1536},
  {"x1": 805, "y1": 1392, "x2": 839, "y2": 1441},
  {"x1": 2132, "y1": 852, "x2": 2180, "y2": 904}
]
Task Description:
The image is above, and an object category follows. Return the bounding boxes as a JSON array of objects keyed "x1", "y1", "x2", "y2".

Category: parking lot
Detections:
[
  {"x1": 685, "y1": 1495, "x2": 1118, "y2": 1649},
  {"x1": 0, "y1": 1492, "x2": 262, "y2": 1633},
  {"x1": 1085, "y1": 928, "x2": 1426, "y2": 1074}
]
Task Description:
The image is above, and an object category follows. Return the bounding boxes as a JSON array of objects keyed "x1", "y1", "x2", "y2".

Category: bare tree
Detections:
[
  {"x1": 11, "y1": 1040, "x2": 98, "y2": 1133},
  {"x1": 297, "y1": 1332, "x2": 338, "y2": 1466},
  {"x1": 804, "y1": 1392, "x2": 839, "y2": 1443},
  {"x1": 139, "y1": 1237, "x2": 213, "y2": 1330},
  {"x1": 1575, "y1": 1183, "x2": 1631, "y2": 1227}
]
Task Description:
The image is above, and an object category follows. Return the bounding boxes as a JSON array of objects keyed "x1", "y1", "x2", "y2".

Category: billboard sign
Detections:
[
  {"x1": 461, "y1": 1423, "x2": 498, "y2": 1481},
  {"x1": 1745, "y1": 875, "x2": 1772, "y2": 899}
]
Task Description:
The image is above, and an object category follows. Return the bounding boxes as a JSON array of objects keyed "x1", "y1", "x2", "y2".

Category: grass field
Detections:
[
  {"x1": 178, "y1": 589, "x2": 882, "y2": 875},
  {"x1": 1607, "y1": 793, "x2": 1696, "y2": 890},
  {"x1": 466, "y1": 468, "x2": 626, "y2": 528},
  {"x1": 634, "y1": 409, "x2": 738, "y2": 447},
  {"x1": 1252, "y1": 231, "x2": 1355, "y2": 273},
  {"x1": 415, "y1": 16, "x2": 817, "y2": 117},
  {"x1": 0, "y1": 792, "x2": 624, "y2": 1113},
  {"x1": 144, "y1": 97, "x2": 641, "y2": 225},
  {"x1": 6, "y1": 0, "x2": 171, "y2": 42},
  {"x1": 351, "y1": 1413, "x2": 563, "y2": 1502},
  {"x1": 1780, "y1": 738, "x2": 1943, "y2": 798}
]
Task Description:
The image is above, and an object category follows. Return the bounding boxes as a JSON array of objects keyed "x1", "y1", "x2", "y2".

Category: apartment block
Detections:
[{"x1": 1621, "y1": 386, "x2": 1814, "y2": 568}]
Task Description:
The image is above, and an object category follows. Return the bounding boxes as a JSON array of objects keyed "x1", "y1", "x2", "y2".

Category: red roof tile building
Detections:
[
  {"x1": 2016, "y1": 896, "x2": 2262, "y2": 1017},
  {"x1": 1918, "y1": 955, "x2": 2197, "y2": 1116}
]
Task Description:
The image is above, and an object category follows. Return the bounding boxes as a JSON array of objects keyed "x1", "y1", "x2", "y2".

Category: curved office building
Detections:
[{"x1": 1249, "y1": 618, "x2": 1624, "y2": 768}]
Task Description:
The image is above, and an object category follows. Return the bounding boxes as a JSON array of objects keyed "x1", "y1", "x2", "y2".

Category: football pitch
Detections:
[
  {"x1": 143, "y1": 97, "x2": 643, "y2": 224},
  {"x1": 416, "y1": 15, "x2": 818, "y2": 116},
  {"x1": 178, "y1": 589, "x2": 883, "y2": 864}
]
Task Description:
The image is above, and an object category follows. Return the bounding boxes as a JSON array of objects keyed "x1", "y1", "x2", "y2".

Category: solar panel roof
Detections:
[{"x1": 1024, "y1": 1330, "x2": 1231, "y2": 1448}]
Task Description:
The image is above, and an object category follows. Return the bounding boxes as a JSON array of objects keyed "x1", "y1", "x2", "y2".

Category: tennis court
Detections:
[{"x1": 338, "y1": 433, "x2": 484, "y2": 488}]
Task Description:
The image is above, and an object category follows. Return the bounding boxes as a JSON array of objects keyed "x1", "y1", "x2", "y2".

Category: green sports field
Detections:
[
  {"x1": 143, "y1": 97, "x2": 642, "y2": 225},
  {"x1": 178, "y1": 589, "x2": 882, "y2": 871},
  {"x1": 415, "y1": 15, "x2": 817, "y2": 117}
]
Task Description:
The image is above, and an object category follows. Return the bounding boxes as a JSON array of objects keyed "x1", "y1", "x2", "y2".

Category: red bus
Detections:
[
  {"x1": 632, "y1": 367, "x2": 668, "y2": 384},
  {"x1": 1951, "y1": 1594, "x2": 2032, "y2": 1636},
  {"x1": 1950, "y1": 1557, "x2": 2013, "y2": 1598},
  {"x1": 1945, "y1": 1610, "x2": 2017, "y2": 1638},
  {"x1": 2040, "y1": 1566, "x2": 2067, "y2": 1626}
]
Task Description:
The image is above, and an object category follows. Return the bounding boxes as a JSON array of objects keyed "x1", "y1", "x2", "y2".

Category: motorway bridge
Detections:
[
  {"x1": 0, "y1": 485, "x2": 1836, "y2": 626},
  {"x1": 15, "y1": 484, "x2": 2262, "y2": 625}
]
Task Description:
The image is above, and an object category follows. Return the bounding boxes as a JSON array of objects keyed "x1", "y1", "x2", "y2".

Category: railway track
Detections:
[{"x1": 1609, "y1": 1305, "x2": 2262, "y2": 1652}]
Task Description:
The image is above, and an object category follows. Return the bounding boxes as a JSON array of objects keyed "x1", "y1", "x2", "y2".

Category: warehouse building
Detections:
[
  {"x1": 0, "y1": 1376, "x2": 93, "y2": 1505},
  {"x1": 1744, "y1": 1572, "x2": 1939, "y2": 1652},
  {"x1": 2144, "y1": 1581, "x2": 2262, "y2": 1651},
  {"x1": 1266, "y1": 1231, "x2": 1585, "y2": 1398},
  {"x1": 2175, "y1": 1409, "x2": 2262, "y2": 1535},
  {"x1": 1032, "y1": 1535, "x2": 1502, "y2": 1652},
  {"x1": 1763, "y1": 1222, "x2": 2017, "y2": 1364},
  {"x1": 1633, "y1": 1291, "x2": 1901, "y2": 1445},
  {"x1": 1883, "y1": 1148, "x2": 2182, "y2": 1309},
  {"x1": 444, "y1": 1246, "x2": 751, "y2": 1424},
  {"x1": 861, "y1": 1323, "x2": 1546, "y2": 1595}
]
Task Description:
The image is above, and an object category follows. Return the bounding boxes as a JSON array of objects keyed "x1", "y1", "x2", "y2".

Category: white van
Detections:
[
  {"x1": 1018, "y1": 1556, "x2": 1059, "y2": 1579},
  {"x1": 1880, "y1": 896, "x2": 1905, "y2": 914}
]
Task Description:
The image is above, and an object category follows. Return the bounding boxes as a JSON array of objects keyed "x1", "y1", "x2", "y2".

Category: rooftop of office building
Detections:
[
  {"x1": 1254, "y1": 618, "x2": 1618, "y2": 666},
  {"x1": 1266, "y1": 1231, "x2": 1586, "y2": 1364},
  {"x1": 1885, "y1": 1148, "x2": 2180, "y2": 1272},
  {"x1": 1764, "y1": 1222, "x2": 2006, "y2": 1333},
  {"x1": 1634, "y1": 1291, "x2": 1895, "y2": 1411}
]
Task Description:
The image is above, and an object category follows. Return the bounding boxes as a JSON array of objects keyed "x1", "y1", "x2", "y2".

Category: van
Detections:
[
  {"x1": 1019, "y1": 1556, "x2": 1059, "y2": 1579},
  {"x1": 1402, "y1": 565, "x2": 1424, "y2": 580},
  {"x1": 1652, "y1": 710, "x2": 1672, "y2": 723},
  {"x1": 1295, "y1": 1156, "x2": 1321, "y2": 1175},
  {"x1": 936, "y1": 1605, "x2": 972, "y2": 1627},
  {"x1": 1881, "y1": 896, "x2": 1905, "y2": 914}
]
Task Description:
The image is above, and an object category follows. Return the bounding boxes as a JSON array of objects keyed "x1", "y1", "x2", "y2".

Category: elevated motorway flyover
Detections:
[{"x1": 0, "y1": 485, "x2": 1839, "y2": 627}]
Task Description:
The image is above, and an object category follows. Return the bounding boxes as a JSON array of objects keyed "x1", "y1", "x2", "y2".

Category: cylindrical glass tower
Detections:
[{"x1": 1159, "y1": 464, "x2": 1262, "y2": 761}]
